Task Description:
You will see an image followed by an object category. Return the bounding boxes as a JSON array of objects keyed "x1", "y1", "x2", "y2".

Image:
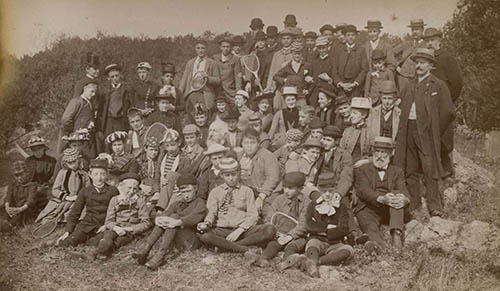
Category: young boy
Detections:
[
  {"x1": 245, "y1": 172, "x2": 312, "y2": 267},
  {"x1": 133, "y1": 174, "x2": 207, "y2": 269},
  {"x1": 130, "y1": 62, "x2": 161, "y2": 112},
  {"x1": 26, "y1": 136, "x2": 56, "y2": 186},
  {"x1": 286, "y1": 190, "x2": 353, "y2": 277},
  {"x1": 198, "y1": 157, "x2": 276, "y2": 253},
  {"x1": 286, "y1": 137, "x2": 323, "y2": 186},
  {"x1": 102, "y1": 131, "x2": 140, "y2": 185},
  {"x1": 273, "y1": 42, "x2": 312, "y2": 108},
  {"x1": 197, "y1": 143, "x2": 229, "y2": 200},
  {"x1": 222, "y1": 110, "x2": 243, "y2": 149},
  {"x1": 160, "y1": 62, "x2": 185, "y2": 113},
  {"x1": 181, "y1": 124, "x2": 207, "y2": 177},
  {"x1": 127, "y1": 107, "x2": 149, "y2": 157},
  {"x1": 309, "y1": 118, "x2": 325, "y2": 140},
  {"x1": 145, "y1": 89, "x2": 182, "y2": 134},
  {"x1": 89, "y1": 173, "x2": 150, "y2": 260},
  {"x1": 36, "y1": 148, "x2": 89, "y2": 224},
  {"x1": 248, "y1": 112, "x2": 271, "y2": 149},
  {"x1": 0, "y1": 160, "x2": 46, "y2": 232},
  {"x1": 364, "y1": 49, "x2": 395, "y2": 106},
  {"x1": 334, "y1": 95, "x2": 352, "y2": 134},
  {"x1": 315, "y1": 85, "x2": 337, "y2": 125},
  {"x1": 273, "y1": 128, "x2": 304, "y2": 178},
  {"x1": 99, "y1": 64, "x2": 131, "y2": 139},
  {"x1": 192, "y1": 103, "x2": 210, "y2": 147},
  {"x1": 234, "y1": 90, "x2": 255, "y2": 132},
  {"x1": 332, "y1": 25, "x2": 369, "y2": 98},
  {"x1": 56, "y1": 159, "x2": 119, "y2": 247}
]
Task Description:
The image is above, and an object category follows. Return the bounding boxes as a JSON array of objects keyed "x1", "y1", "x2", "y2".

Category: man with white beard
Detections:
[{"x1": 354, "y1": 136, "x2": 409, "y2": 251}]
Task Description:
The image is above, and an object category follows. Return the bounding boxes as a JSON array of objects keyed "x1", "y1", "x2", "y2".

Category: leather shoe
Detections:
[{"x1": 391, "y1": 229, "x2": 403, "y2": 250}]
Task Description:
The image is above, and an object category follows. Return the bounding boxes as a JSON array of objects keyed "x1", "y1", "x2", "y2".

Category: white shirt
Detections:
[
  {"x1": 346, "y1": 43, "x2": 355, "y2": 51},
  {"x1": 291, "y1": 60, "x2": 301, "y2": 73},
  {"x1": 193, "y1": 56, "x2": 206, "y2": 76},
  {"x1": 370, "y1": 38, "x2": 380, "y2": 51},
  {"x1": 221, "y1": 53, "x2": 229, "y2": 63},
  {"x1": 408, "y1": 103, "x2": 417, "y2": 120}
]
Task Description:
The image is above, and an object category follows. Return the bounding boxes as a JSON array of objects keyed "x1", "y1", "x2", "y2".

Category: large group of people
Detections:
[{"x1": 0, "y1": 14, "x2": 462, "y2": 278}]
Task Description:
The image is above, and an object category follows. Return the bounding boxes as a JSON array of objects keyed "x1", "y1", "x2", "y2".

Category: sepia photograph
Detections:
[{"x1": 0, "y1": 0, "x2": 499, "y2": 290}]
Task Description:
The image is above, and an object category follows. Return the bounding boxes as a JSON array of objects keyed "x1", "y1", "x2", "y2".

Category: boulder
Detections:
[
  {"x1": 318, "y1": 265, "x2": 341, "y2": 280},
  {"x1": 444, "y1": 187, "x2": 458, "y2": 204},
  {"x1": 405, "y1": 220, "x2": 425, "y2": 243},
  {"x1": 458, "y1": 220, "x2": 495, "y2": 251},
  {"x1": 427, "y1": 217, "x2": 461, "y2": 237}
]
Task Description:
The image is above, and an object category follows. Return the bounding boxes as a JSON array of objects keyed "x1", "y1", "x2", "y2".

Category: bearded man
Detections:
[{"x1": 354, "y1": 137, "x2": 409, "y2": 250}]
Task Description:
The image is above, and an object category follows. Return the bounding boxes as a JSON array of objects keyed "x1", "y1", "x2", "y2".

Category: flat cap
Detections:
[
  {"x1": 183, "y1": 124, "x2": 200, "y2": 135},
  {"x1": 176, "y1": 174, "x2": 198, "y2": 187},
  {"x1": 371, "y1": 136, "x2": 395, "y2": 149},
  {"x1": 119, "y1": 172, "x2": 141, "y2": 183},
  {"x1": 90, "y1": 158, "x2": 108, "y2": 169},
  {"x1": 351, "y1": 97, "x2": 371, "y2": 109},
  {"x1": 371, "y1": 49, "x2": 387, "y2": 61},
  {"x1": 204, "y1": 143, "x2": 228, "y2": 156},
  {"x1": 283, "y1": 172, "x2": 306, "y2": 188},
  {"x1": 309, "y1": 118, "x2": 325, "y2": 130},
  {"x1": 105, "y1": 63, "x2": 121, "y2": 75},
  {"x1": 137, "y1": 62, "x2": 152, "y2": 70},
  {"x1": 320, "y1": 24, "x2": 335, "y2": 34},
  {"x1": 335, "y1": 95, "x2": 350, "y2": 106},
  {"x1": 422, "y1": 27, "x2": 443, "y2": 39},
  {"x1": 304, "y1": 31, "x2": 318, "y2": 39},
  {"x1": 323, "y1": 125, "x2": 343, "y2": 138}
]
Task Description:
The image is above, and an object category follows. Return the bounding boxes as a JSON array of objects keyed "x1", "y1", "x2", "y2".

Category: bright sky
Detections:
[{"x1": 2, "y1": 0, "x2": 459, "y2": 57}]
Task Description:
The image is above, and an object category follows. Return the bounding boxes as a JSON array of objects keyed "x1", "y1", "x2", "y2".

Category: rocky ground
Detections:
[{"x1": 1, "y1": 146, "x2": 500, "y2": 290}]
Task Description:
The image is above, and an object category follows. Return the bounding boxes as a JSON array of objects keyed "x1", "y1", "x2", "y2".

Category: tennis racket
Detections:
[
  {"x1": 241, "y1": 54, "x2": 263, "y2": 92},
  {"x1": 144, "y1": 122, "x2": 169, "y2": 144},
  {"x1": 187, "y1": 71, "x2": 208, "y2": 96},
  {"x1": 271, "y1": 211, "x2": 298, "y2": 235},
  {"x1": 32, "y1": 202, "x2": 71, "y2": 238}
]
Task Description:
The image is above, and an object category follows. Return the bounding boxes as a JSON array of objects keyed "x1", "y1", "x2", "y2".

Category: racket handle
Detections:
[{"x1": 254, "y1": 73, "x2": 264, "y2": 93}]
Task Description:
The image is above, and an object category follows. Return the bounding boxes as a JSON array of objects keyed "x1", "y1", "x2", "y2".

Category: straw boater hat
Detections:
[
  {"x1": 104, "y1": 63, "x2": 121, "y2": 75},
  {"x1": 422, "y1": 27, "x2": 443, "y2": 39},
  {"x1": 62, "y1": 147, "x2": 81, "y2": 164},
  {"x1": 218, "y1": 157, "x2": 240, "y2": 174},
  {"x1": 204, "y1": 143, "x2": 228, "y2": 156},
  {"x1": 408, "y1": 19, "x2": 426, "y2": 28},
  {"x1": 351, "y1": 97, "x2": 372, "y2": 110},
  {"x1": 315, "y1": 36, "x2": 329, "y2": 47},
  {"x1": 105, "y1": 131, "x2": 128, "y2": 145},
  {"x1": 28, "y1": 136, "x2": 48, "y2": 148},
  {"x1": 163, "y1": 129, "x2": 180, "y2": 143},
  {"x1": 282, "y1": 86, "x2": 298, "y2": 96},
  {"x1": 304, "y1": 31, "x2": 318, "y2": 39},
  {"x1": 371, "y1": 136, "x2": 395, "y2": 149}
]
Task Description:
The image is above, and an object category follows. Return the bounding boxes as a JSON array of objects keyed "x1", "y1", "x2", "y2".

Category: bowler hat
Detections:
[
  {"x1": 309, "y1": 118, "x2": 325, "y2": 130},
  {"x1": 323, "y1": 125, "x2": 343, "y2": 138},
  {"x1": 90, "y1": 158, "x2": 108, "y2": 169},
  {"x1": 336, "y1": 23, "x2": 348, "y2": 31},
  {"x1": 255, "y1": 31, "x2": 266, "y2": 41},
  {"x1": 12, "y1": 160, "x2": 27, "y2": 175},
  {"x1": 371, "y1": 49, "x2": 387, "y2": 61},
  {"x1": 371, "y1": 136, "x2": 395, "y2": 149},
  {"x1": 365, "y1": 20, "x2": 383, "y2": 29},
  {"x1": 84, "y1": 52, "x2": 100, "y2": 67},
  {"x1": 380, "y1": 80, "x2": 398, "y2": 94},
  {"x1": 284, "y1": 14, "x2": 297, "y2": 26},
  {"x1": 304, "y1": 31, "x2": 318, "y2": 39},
  {"x1": 104, "y1": 63, "x2": 121, "y2": 75},
  {"x1": 232, "y1": 35, "x2": 245, "y2": 45},
  {"x1": 204, "y1": 143, "x2": 228, "y2": 156},
  {"x1": 176, "y1": 174, "x2": 198, "y2": 187},
  {"x1": 183, "y1": 124, "x2": 200, "y2": 135},
  {"x1": 218, "y1": 157, "x2": 240, "y2": 173},
  {"x1": 266, "y1": 26, "x2": 279, "y2": 37},
  {"x1": 250, "y1": 18, "x2": 264, "y2": 29},
  {"x1": 318, "y1": 83, "x2": 336, "y2": 99},
  {"x1": 408, "y1": 19, "x2": 426, "y2": 28},
  {"x1": 301, "y1": 137, "x2": 323, "y2": 149},
  {"x1": 283, "y1": 172, "x2": 306, "y2": 188},
  {"x1": 320, "y1": 24, "x2": 335, "y2": 34},
  {"x1": 335, "y1": 95, "x2": 350, "y2": 106},
  {"x1": 119, "y1": 172, "x2": 141, "y2": 183},
  {"x1": 342, "y1": 25, "x2": 359, "y2": 34},
  {"x1": 161, "y1": 62, "x2": 176, "y2": 74},
  {"x1": 410, "y1": 48, "x2": 436, "y2": 63},
  {"x1": 351, "y1": 97, "x2": 372, "y2": 109},
  {"x1": 422, "y1": 27, "x2": 443, "y2": 39},
  {"x1": 218, "y1": 37, "x2": 232, "y2": 45}
]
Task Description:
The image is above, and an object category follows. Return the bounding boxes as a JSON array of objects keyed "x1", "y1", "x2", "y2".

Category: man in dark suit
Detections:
[
  {"x1": 393, "y1": 48, "x2": 455, "y2": 217},
  {"x1": 332, "y1": 25, "x2": 369, "y2": 98},
  {"x1": 355, "y1": 137, "x2": 409, "y2": 250}
]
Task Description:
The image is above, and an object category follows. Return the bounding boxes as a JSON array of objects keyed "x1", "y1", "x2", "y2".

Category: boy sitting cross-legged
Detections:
[
  {"x1": 133, "y1": 174, "x2": 207, "y2": 270},
  {"x1": 197, "y1": 157, "x2": 276, "y2": 253},
  {"x1": 56, "y1": 159, "x2": 119, "y2": 247}
]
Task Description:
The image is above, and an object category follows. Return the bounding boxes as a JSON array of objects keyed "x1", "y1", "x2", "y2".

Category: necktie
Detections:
[
  {"x1": 291, "y1": 198, "x2": 300, "y2": 219},
  {"x1": 220, "y1": 188, "x2": 234, "y2": 215}
]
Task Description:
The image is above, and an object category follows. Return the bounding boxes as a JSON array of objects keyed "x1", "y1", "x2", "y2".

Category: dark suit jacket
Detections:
[
  {"x1": 98, "y1": 82, "x2": 131, "y2": 133},
  {"x1": 432, "y1": 48, "x2": 463, "y2": 102},
  {"x1": 332, "y1": 44, "x2": 369, "y2": 87},
  {"x1": 354, "y1": 163, "x2": 409, "y2": 213}
]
